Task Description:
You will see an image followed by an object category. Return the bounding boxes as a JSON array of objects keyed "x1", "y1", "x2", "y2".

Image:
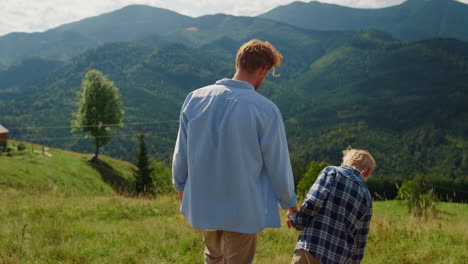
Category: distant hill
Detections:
[
  {"x1": 53, "y1": 5, "x2": 193, "y2": 42},
  {"x1": 0, "y1": 5, "x2": 192, "y2": 64},
  {"x1": 260, "y1": 0, "x2": 468, "y2": 41}
]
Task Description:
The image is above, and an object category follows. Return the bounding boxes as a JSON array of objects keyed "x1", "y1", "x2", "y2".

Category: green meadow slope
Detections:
[{"x1": 0, "y1": 141, "x2": 135, "y2": 195}]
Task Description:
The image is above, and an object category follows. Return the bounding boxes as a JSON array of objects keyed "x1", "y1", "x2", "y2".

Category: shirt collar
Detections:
[
  {"x1": 342, "y1": 165, "x2": 365, "y2": 180},
  {"x1": 215, "y1": 78, "x2": 255, "y2": 91}
]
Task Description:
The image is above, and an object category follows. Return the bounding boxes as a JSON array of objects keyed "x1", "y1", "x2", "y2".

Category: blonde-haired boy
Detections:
[{"x1": 288, "y1": 149, "x2": 376, "y2": 264}]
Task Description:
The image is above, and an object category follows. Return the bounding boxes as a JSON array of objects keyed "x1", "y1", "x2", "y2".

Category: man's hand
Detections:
[
  {"x1": 286, "y1": 206, "x2": 299, "y2": 228},
  {"x1": 177, "y1": 191, "x2": 183, "y2": 200}
]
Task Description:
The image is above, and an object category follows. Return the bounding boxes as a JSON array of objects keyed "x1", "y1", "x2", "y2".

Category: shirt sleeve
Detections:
[
  {"x1": 350, "y1": 203, "x2": 373, "y2": 263},
  {"x1": 290, "y1": 167, "x2": 335, "y2": 230},
  {"x1": 172, "y1": 96, "x2": 191, "y2": 191},
  {"x1": 260, "y1": 106, "x2": 297, "y2": 209}
]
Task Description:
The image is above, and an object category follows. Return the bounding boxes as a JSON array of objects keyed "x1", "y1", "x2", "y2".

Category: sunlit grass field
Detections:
[
  {"x1": 1, "y1": 142, "x2": 467, "y2": 263},
  {"x1": 1, "y1": 191, "x2": 467, "y2": 264}
]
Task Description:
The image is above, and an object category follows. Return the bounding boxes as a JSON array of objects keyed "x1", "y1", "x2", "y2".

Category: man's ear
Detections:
[{"x1": 260, "y1": 65, "x2": 269, "y2": 75}]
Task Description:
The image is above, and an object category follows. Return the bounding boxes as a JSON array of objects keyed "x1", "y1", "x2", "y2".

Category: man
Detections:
[
  {"x1": 288, "y1": 149, "x2": 376, "y2": 264},
  {"x1": 172, "y1": 39, "x2": 298, "y2": 264}
]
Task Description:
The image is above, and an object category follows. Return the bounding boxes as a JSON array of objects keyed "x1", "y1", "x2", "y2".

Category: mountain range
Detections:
[
  {"x1": 2, "y1": 0, "x2": 468, "y2": 64},
  {"x1": 0, "y1": 0, "x2": 467, "y2": 182},
  {"x1": 261, "y1": 0, "x2": 468, "y2": 41}
]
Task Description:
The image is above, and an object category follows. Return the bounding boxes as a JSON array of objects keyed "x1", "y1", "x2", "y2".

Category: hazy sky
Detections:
[{"x1": 1, "y1": 0, "x2": 468, "y2": 37}]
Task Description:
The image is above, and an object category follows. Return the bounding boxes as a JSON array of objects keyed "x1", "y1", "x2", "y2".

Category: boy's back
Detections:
[{"x1": 289, "y1": 149, "x2": 376, "y2": 264}]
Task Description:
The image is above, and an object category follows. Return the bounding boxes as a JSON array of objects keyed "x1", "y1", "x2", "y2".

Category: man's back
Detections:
[{"x1": 173, "y1": 78, "x2": 297, "y2": 234}]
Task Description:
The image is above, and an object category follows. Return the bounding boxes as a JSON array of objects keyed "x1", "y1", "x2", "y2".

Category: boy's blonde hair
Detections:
[
  {"x1": 236, "y1": 39, "x2": 283, "y2": 74},
  {"x1": 342, "y1": 148, "x2": 376, "y2": 171}
]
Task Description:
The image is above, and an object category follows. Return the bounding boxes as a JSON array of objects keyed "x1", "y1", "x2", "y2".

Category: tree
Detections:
[
  {"x1": 296, "y1": 161, "x2": 330, "y2": 199},
  {"x1": 134, "y1": 133, "x2": 155, "y2": 195},
  {"x1": 72, "y1": 69, "x2": 124, "y2": 162}
]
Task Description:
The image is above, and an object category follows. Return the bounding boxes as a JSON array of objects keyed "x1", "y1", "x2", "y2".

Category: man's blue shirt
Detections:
[
  {"x1": 172, "y1": 79, "x2": 297, "y2": 234},
  {"x1": 290, "y1": 165, "x2": 373, "y2": 264}
]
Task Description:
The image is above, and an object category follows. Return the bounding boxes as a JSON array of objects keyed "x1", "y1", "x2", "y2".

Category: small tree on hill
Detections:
[
  {"x1": 71, "y1": 69, "x2": 124, "y2": 162},
  {"x1": 134, "y1": 133, "x2": 155, "y2": 196}
]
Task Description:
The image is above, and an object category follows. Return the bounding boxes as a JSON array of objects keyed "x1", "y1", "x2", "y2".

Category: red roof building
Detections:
[{"x1": 0, "y1": 124, "x2": 9, "y2": 149}]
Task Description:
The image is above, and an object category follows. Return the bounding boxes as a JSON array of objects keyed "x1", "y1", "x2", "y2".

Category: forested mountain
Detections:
[
  {"x1": 285, "y1": 32, "x2": 468, "y2": 180},
  {"x1": 0, "y1": 21, "x2": 350, "y2": 160},
  {"x1": 1, "y1": 29, "x2": 467, "y2": 181},
  {"x1": 0, "y1": 58, "x2": 62, "y2": 102},
  {"x1": 260, "y1": 0, "x2": 468, "y2": 41}
]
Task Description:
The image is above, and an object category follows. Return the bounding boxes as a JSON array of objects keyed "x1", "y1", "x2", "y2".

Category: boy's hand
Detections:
[{"x1": 286, "y1": 206, "x2": 299, "y2": 228}]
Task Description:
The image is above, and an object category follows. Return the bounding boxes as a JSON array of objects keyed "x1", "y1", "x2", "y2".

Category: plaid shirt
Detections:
[{"x1": 290, "y1": 165, "x2": 372, "y2": 264}]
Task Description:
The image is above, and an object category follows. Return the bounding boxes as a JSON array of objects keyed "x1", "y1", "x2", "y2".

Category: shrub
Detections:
[
  {"x1": 17, "y1": 143, "x2": 26, "y2": 151},
  {"x1": 151, "y1": 160, "x2": 173, "y2": 194},
  {"x1": 397, "y1": 175, "x2": 437, "y2": 218},
  {"x1": 6, "y1": 147, "x2": 13, "y2": 156}
]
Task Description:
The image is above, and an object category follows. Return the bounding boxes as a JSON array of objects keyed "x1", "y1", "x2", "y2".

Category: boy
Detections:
[{"x1": 288, "y1": 149, "x2": 376, "y2": 264}]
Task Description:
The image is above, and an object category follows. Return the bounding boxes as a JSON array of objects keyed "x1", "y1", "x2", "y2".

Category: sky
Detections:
[{"x1": 1, "y1": 0, "x2": 468, "y2": 37}]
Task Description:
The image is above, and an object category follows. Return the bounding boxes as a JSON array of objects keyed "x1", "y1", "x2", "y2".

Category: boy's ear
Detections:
[{"x1": 363, "y1": 168, "x2": 372, "y2": 181}]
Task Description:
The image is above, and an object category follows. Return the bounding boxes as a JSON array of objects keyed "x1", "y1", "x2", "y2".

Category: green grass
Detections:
[
  {"x1": 365, "y1": 201, "x2": 468, "y2": 264},
  {"x1": 0, "y1": 142, "x2": 467, "y2": 263},
  {"x1": 0, "y1": 192, "x2": 466, "y2": 264}
]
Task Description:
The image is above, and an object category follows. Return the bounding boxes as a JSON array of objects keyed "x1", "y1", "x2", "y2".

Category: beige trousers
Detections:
[
  {"x1": 291, "y1": 249, "x2": 320, "y2": 264},
  {"x1": 202, "y1": 230, "x2": 257, "y2": 264}
]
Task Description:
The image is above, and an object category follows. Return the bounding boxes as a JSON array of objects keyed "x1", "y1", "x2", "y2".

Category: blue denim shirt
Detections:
[{"x1": 172, "y1": 79, "x2": 297, "y2": 234}]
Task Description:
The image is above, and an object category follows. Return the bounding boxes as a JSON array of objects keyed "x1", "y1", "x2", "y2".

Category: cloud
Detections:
[{"x1": 316, "y1": 0, "x2": 403, "y2": 8}]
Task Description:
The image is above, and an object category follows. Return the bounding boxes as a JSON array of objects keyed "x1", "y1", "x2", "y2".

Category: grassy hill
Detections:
[
  {"x1": 0, "y1": 140, "x2": 136, "y2": 195},
  {"x1": 1, "y1": 141, "x2": 467, "y2": 263}
]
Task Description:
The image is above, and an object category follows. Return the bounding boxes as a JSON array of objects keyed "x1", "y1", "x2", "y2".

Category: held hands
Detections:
[{"x1": 286, "y1": 206, "x2": 299, "y2": 229}]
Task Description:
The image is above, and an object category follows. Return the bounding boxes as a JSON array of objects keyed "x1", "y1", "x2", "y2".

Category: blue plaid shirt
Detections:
[{"x1": 289, "y1": 165, "x2": 372, "y2": 264}]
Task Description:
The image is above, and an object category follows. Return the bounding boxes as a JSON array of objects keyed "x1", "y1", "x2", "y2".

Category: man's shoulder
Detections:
[
  {"x1": 247, "y1": 92, "x2": 279, "y2": 113},
  {"x1": 186, "y1": 81, "x2": 280, "y2": 116},
  {"x1": 191, "y1": 83, "x2": 228, "y2": 95}
]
